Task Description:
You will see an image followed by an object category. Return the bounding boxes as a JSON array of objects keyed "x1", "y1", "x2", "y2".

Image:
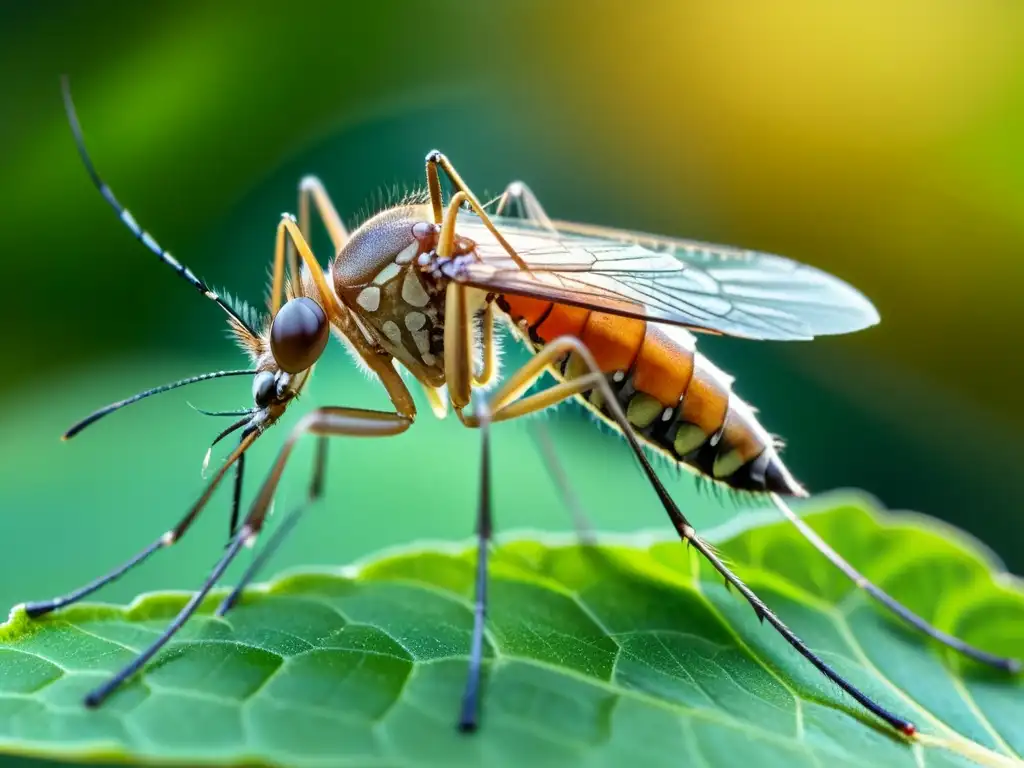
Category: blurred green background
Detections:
[{"x1": 2, "y1": 2, "x2": 1023, "y2": 764}]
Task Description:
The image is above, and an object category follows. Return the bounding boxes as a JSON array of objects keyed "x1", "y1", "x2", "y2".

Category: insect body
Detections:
[
  {"x1": 23, "y1": 78, "x2": 1020, "y2": 742},
  {"x1": 497, "y1": 281, "x2": 800, "y2": 495},
  {"x1": 332, "y1": 200, "x2": 836, "y2": 497}
]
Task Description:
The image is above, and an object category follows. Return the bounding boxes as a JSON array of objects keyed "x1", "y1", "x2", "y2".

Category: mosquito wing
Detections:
[{"x1": 447, "y1": 213, "x2": 880, "y2": 341}]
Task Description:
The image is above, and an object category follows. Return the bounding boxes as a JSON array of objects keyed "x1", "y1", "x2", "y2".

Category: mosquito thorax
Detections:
[
  {"x1": 330, "y1": 204, "x2": 475, "y2": 387},
  {"x1": 331, "y1": 205, "x2": 437, "y2": 287}
]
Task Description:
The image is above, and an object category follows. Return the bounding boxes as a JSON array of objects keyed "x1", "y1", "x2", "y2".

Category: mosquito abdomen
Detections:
[{"x1": 498, "y1": 296, "x2": 805, "y2": 496}]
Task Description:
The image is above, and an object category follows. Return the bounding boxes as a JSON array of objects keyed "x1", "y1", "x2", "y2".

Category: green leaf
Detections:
[{"x1": 1, "y1": 493, "x2": 1021, "y2": 768}]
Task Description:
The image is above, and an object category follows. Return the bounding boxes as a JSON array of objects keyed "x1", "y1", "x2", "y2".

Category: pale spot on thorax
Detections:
[
  {"x1": 411, "y1": 328, "x2": 431, "y2": 355},
  {"x1": 374, "y1": 262, "x2": 402, "y2": 285},
  {"x1": 395, "y1": 242, "x2": 418, "y2": 265},
  {"x1": 381, "y1": 320, "x2": 403, "y2": 346},
  {"x1": 405, "y1": 311, "x2": 427, "y2": 331},
  {"x1": 357, "y1": 286, "x2": 381, "y2": 312},
  {"x1": 402, "y1": 271, "x2": 430, "y2": 307}
]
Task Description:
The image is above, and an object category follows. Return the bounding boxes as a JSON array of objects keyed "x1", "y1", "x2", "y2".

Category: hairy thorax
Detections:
[{"x1": 330, "y1": 204, "x2": 463, "y2": 388}]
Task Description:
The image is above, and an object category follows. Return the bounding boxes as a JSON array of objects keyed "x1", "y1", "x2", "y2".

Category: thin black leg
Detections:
[
  {"x1": 602, "y1": 404, "x2": 917, "y2": 736},
  {"x1": 514, "y1": 344, "x2": 918, "y2": 737},
  {"x1": 528, "y1": 420, "x2": 596, "y2": 546},
  {"x1": 770, "y1": 495, "x2": 1020, "y2": 673},
  {"x1": 227, "y1": 448, "x2": 246, "y2": 541},
  {"x1": 24, "y1": 537, "x2": 165, "y2": 618},
  {"x1": 458, "y1": 406, "x2": 493, "y2": 733},
  {"x1": 84, "y1": 530, "x2": 250, "y2": 708},
  {"x1": 25, "y1": 433, "x2": 256, "y2": 618},
  {"x1": 215, "y1": 437, "x2": 329, "y2": 617}
]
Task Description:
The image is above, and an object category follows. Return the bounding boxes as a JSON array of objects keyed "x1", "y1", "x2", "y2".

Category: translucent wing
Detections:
[{"x1": 447, "y1": 213, "x2": 880, "y2": 341}]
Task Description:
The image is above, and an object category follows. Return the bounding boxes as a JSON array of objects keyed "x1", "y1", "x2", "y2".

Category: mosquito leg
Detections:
[
  {"x1": 222, "y1": 407, "x2": 411, "y2": 616},
  {"x1": 220, "y1": 406, "x2": 412, "y2": 606},
  {"x1": 425, "y1": 152, "x2": 530, "y2": 270},
  {"x1": 226, "y1": 441, "x2": 246, "y2": 542},
  {"x1": 458, "y1": 394, "x2": 494, "y2": 732},
  {"x1": 473, "y1": 300, "x2": 497, "y2": 387},
  {"x1": 271, "y1": 176, "x2": 351, "y2": 310},
  {"x1": 269, "y1": 215, "x2": 336, "y2": 317},
  {"x1": 298, "y1": 176, "x2": 349, "y2": 253},
  {"x1": 215, "y1": 436, "x2": 328, "y2": 616},
  {"x1": 447, "y1": 177, "x2": 593, "y2": 553},
  {"x1": 84, "y1": 528, "x2": 251, "y2": 708},
  {"x1": 770, "y1": 493, "x2": 1021, "y2": 673},
  {"x1": 23, "y1": 541, "x2": 159, "y2": 620},
  {"x1": 528, "y1": 420, "x2": 597, "y2": 546},
  {"x1": 491, "y1": 161, "x2": 1016, "y2": 676},
  {"x1": 83, "y1": 409, "x2": 408, "y2": 708},
  {"x1": 460, "y1": 335, "x2": 917, "y2": 737},
  {"x1": 240, "y1": 408, "x2": 411, "y2": 539},
  {"x1": 213, "y1": 306, "x2": 422, "y2": 607},
  {"x1": 492, "y1": 184, "x2": 599, "y2": 540},
  {"x1": 494, "y1": 180, "x2": 557, "y2": 234},
  {"x1": 433, "y1": 189, "x2": 499, "y2": 395},
  {"x1": 78, "y1": 292, "x2": 416, "y2": 706},
  {"x1": 419, "y1": 382, "x2": 450, "y2": 420},
  {"x1": 438, "y1": 193, "x2": 475, "y2": 411},
  {"x1": 24, "y1": 431, "x2": 258, "y2": 618}
]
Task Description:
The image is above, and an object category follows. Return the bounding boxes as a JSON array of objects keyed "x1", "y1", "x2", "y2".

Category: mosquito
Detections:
[{"x1": 22, "y1": 77, "x2": 1020, "y2": 740}]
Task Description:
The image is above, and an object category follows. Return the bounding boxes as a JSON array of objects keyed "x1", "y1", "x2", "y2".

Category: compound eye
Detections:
[
  {"x1": 252, "y1": 371, "x2": 275, "y2": 407},
  {"x1": 270, "y1": 297, "x2": 329, "y2": 374}
]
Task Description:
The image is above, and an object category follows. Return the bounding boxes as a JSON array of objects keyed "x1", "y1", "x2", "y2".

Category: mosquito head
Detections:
[
  {"x1": 250, "y1": 367, "x2": 300, "y2": 406},
  {"x1": 249, "y1": 364, "x2": 302, "y2": 416},
  {"x1": 245, "y1": 367, "x2": 300, "y2": 432},
  {"x1": 246, "y1": 297, "x2": 327, "y2": 423}
]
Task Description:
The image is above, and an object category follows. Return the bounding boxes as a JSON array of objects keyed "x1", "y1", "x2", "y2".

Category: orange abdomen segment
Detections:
[
  {"x1": 680, "y1": 356, "x2": 730, "y2": 436},
  {"x1": 496, "y1": 293, "x2": 803, "y2": 496},
  {"x1": 503, "y1": 297, "x2": 649, "y2": 376},
  {"x1": 579, "y1": 312, "x2": 646, "y2": 373},
  {"x1": 537, "y1": 303, "x2": 591, "y2": 341},
  {"x1": 502, "y1": 294, "x2": 551, "y2": 327},
  {"x1": 632, "y1": 325, "x2": 694, "y2": 406}
]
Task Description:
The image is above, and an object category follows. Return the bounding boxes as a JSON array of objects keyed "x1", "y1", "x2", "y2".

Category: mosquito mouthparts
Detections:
[
  {"x1": 187, "y1": 401, "x2": 255, "y2": 418},
  {"x1": 202, "y1": 415, "x2": 253, "y2": 478}
]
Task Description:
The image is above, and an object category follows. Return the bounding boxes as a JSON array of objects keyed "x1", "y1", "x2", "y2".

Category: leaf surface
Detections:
[{"x1": 1, "y1": 494, "x2": 1021, "y2": 768}]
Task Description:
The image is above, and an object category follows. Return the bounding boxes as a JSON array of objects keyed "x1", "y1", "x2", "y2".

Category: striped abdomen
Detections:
[{"x1": 497, "y1": 295, "x2": 806, "y2": 497}]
